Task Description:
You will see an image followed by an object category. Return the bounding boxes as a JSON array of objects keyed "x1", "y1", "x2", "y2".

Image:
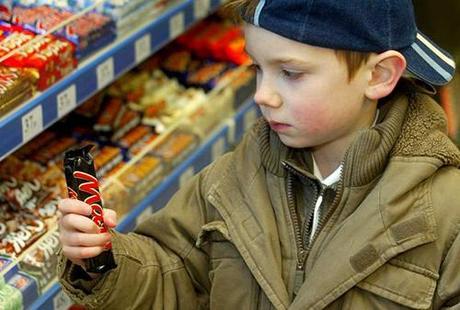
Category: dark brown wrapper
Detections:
[{"x1": 63, "y1": 145, "x2": 116, "y2": 274}]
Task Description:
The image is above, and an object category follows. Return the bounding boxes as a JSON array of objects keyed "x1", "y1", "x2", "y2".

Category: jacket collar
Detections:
[{"x1": 207, "y1": 82, "x2": 460, "y2": 309}]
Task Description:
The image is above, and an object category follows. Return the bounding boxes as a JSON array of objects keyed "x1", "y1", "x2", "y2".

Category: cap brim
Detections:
[{"x1": 400, "y1": 31, "x2": 456, "y2": 86}]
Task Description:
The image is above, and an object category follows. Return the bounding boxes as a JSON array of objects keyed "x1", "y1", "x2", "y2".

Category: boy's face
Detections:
[{"x1": 244, "y1": 24, "x2": 377, "y2": 150}]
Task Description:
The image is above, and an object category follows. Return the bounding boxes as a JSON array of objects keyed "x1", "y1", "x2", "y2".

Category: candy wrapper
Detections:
[
  {"x1": 0, "y1": 0, "x2": 12, "y2": 21},
  {"x1": 20, "y1": 230, "x2": 60, "y2": 291},
  {"x1": 0, "y1": 282, "x2": 22, "y2": 310},
  {"x1": 7, "y1": 271, "x2": 39, "y2": 309},
  {"x1": 64, "y1": 145, "x2": 116, "y2": 273}
]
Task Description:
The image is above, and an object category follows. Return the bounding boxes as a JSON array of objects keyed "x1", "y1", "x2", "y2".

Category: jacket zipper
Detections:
[{"x1": 283, "y1": 157, "x2": 347, "y2": 296}]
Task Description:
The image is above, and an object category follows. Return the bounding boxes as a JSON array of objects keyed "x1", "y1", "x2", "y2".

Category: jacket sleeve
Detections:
[
  {"x1": 58, "y1": 165, "x2": 214, "y2": 310},
  {"x1": 437, "y1": 230, "x2": 460, "y2": 309}
]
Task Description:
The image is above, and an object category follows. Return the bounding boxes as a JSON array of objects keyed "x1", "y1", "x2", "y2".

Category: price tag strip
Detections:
[
  {"x1": 135, "y1": 34, "x2": 152, "y2": 64},
  {"x1": 57, "y1": 85, "x2": 77, "y2": 118},
  {"x1": 194, "y1": 0, "x2": 211, "y2": 19},
  {"x1": 22, "y1": 105, "x2": 43, "y2": 144},
  {"x1": 97, "y1": 58, "x2": 115, "y2": 90},
  {"x1": 169, "y1": 12, "x2": 185, "y2": 40}
]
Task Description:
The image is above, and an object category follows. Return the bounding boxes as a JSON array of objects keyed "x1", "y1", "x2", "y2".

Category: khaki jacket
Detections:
[{"x1": 59, "y1": 85, "x2": 460, "y2": 309}]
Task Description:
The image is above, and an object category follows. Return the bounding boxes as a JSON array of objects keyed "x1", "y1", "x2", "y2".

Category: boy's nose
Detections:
[{"x1": 254, "y1": 80, "x2": 282, "y2": 108}]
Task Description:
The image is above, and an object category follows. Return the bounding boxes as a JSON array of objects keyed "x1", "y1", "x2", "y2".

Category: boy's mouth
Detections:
[{"x1": 269, "y1": 121, "x2": 291, "y2": 132}]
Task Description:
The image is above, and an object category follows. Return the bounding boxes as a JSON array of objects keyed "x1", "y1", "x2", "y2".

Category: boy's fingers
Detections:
[
  {"x1": 58, "y1": 199, "x2": 91, "y2": 216},
  {"x1": 104, "y1": 209, "x2": 117, "y2": 227},
  {"x1": 62, "y1": 245, "x2": 104, "y2": 260},
  {"x1": 60, "y1": 214, "x2": 100, "y2": 234},
  {"x1": 60, "y1": 232, "x2": 111, "y2": 247}
]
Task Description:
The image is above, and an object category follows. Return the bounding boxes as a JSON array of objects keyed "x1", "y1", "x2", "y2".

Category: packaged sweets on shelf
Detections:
[
  {"x1": 0, "y1": 22, "x2": 76, "y2": 90},
  {"x1": 10, "y1": 5, "x2": 114, "y2": 59},
  {"x1": 0, "y1": 214, "x2": 47, "y2": 258},
  {"x1": 119, "y1": 155, "x2": 164, "y2": 204},
  {"x1": 100, "y1": 176, "x2": 130, "y2": 217},
  {"x1": 0, "y1": 281, "x2": 22, "y2": 310},
  {"x1": 0, "y1": 254, "x2": 17, "y2": 281},
  {"x1": 151, "y1": 131, "x2": 198, "y2": 170},
  {"x1": 0, "y1": 1, "x2": 12, "y2": 21},
  {"x1": 0, "y1": 66, "x2": 37, "y2": 116},
  {"x1": 19, "y1": 230, "x2": 59, "y2": 292},
  {"x1": 7, "y1": 271, "x2": 39, "y2": 309}
]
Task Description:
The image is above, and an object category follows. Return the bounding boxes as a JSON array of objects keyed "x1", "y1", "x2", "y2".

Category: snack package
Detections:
[
  {"x1": 152, "y1": 131, "x2": 198, "y2": 169},
  {"x1": 0, "y1": 1, "x2": 11, "y2": 20},
  {"x1": 7, "y1": 271, "x2": 38, "y2": 309},
  {"x1": 20, "y1": 230, "x2": 60, "y2": 291},
  {"x1": 0, "y1": 66, "x2": 37, "y2": 117},
  {"x1": 0, "y1": 215, "x2": 47, "y2": 258},
  {"x1": 64, "y1": 145, "x2": 116, "y2": 273},
  {"x1": 0, "y1": 254, "x2": 17, "y2": 282},
  {"x1": 119, "y1": 155, "x2": 164, "y2": 204},
  {"x1": 0, "y1": 282, "x2": 22, "y2": 310}
]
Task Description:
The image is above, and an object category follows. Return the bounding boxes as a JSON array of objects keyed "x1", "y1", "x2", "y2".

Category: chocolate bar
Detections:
[{"x1": 64, "y1": 145, "x2": 116, "y2": 273}]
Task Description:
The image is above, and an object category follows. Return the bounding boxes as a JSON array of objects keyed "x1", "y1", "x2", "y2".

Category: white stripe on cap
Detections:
[
  {"x1": 253, "y1": 0, "x2": 266, "y2": 26},
  {"x1": 417, "y1": 33, "x2": 456, "y2": 68},
  {"x1": 412, "y1": 42, "x2": 453, "y2": 82}
]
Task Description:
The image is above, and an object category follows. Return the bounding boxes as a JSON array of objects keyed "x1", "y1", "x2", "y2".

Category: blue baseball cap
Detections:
[{"x1": 243, "y1": 0, "x2": 456, "y2": 86}]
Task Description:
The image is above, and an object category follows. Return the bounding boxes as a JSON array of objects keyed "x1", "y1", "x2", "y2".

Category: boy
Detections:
[{"x1": 58, "y1": 0, "x2": 460, "y2": 309}]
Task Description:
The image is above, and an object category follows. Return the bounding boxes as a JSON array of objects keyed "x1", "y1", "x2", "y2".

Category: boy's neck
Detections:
[{"x1": 312, "y1": 106, "x2": 380, "y2": 178}]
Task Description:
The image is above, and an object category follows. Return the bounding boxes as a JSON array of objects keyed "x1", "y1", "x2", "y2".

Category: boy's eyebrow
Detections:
[{"x1": 244, "y1": 47, "x2": 313, "y2": 67}]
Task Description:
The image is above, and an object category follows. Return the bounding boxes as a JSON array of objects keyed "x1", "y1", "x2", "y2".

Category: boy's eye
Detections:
[{"x1": 281, "y1": 69, "x2": 303, "y2": 80}]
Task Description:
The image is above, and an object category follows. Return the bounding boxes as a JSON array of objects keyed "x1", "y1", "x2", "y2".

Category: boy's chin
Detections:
[{"x1": 278, "y1": 134, "x2": 310, "y2": 149}]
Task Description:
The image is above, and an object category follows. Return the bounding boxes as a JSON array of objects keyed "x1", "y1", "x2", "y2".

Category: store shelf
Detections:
[
  {"x1": 27, "y1": 98, "x2": 259, "y2": 310},
  {"x1": 0, "y1": 0, "x2": 224, "y2": 161}
]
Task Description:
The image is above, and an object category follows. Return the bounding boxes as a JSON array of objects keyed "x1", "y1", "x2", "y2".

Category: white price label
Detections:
[
  {"x1": 135, "y1": 34, "x2": 152, "y2": 64},
  {"x1": 22, "y1": 105, "x2": 43, "y2": 143},
  {"x1": 179, "y1": 167, "x2": 195, "y2": 188},
  {"x1": 244, "y1": 108, "x2": 257, "y2": 131},
  {"x1": 97, "y1": 58, "x2": 115, "y2": 90},
  {"x1": 226, "y1": 119, "x2": 236, "y2": 145},
  {"x1": 212, "y1": 137, "x2": 225, "y2": 161},
  {"x1": 57, "y1": 85, "x2": 77, "y2": 118},
  {"x1": 136, "y1": 206, "x2": 153, "y2": 226},
  {"x1": 53, "y1": 290, "x2": 72, "y2": 310},
  {"x1": 194, "y1": 0, "x2": 210, "y2": 19},
  {"x1": 169, "y1": 12, "x2": 184, "y2": 40}
]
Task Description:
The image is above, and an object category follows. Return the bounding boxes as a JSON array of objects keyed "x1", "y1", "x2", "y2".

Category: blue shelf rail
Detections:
[{"x1": 0, "y1": 0, "x2": 224, "y2": 161}]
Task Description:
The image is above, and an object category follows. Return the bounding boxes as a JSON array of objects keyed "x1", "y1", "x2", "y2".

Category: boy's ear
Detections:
[{"x1": 365, "y1": 51, "x2": 407, "y2": 100}]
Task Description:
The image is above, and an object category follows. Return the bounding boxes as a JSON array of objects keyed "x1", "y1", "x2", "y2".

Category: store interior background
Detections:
[{"x1": 414, "y1": 1, "x2": 460, "y2": 145}]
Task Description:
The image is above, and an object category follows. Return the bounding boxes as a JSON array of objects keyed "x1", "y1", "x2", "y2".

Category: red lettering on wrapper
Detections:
[
  {"x1": 73, "y1": 171, "x2": 101, "y2": 205},
  {"x1": 73, "y1": 171, "x2": 108, "y2": 237}
]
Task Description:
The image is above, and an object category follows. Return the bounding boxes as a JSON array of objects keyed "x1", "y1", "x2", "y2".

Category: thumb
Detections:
[{"x1": 104, "y1": 209, "x2": 118, "y2": 228}]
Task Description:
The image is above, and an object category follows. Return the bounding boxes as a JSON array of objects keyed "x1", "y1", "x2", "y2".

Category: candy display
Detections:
[
  {"x1": 20, "y1": 230, "x2": 59, "y2": 291},
  {"x1": 152, "y1": 131, "x2": 198, "y2": 169},
  {"x1": 64, "y1": 145, "x2": 117, "y2": 273},
  {"x1": 0, "y1": 66, "x2": 36, "y2": 116},
  {"x1": 0, "y1": 280, "x2": 22, "y2": 310},
  {"x1": 0, "y1": 14, "x2": 255, "y2": 308},
  {"x1": 10, "y1": 5, "x2": 115, "y2": 59},
  {"x1": 7, "y1": 271, "x2": 38, "y2": 309},
  {"x1": 0, "y1": 22, "x2": 76, "y2": 90},
  {"x1": 120, "y1": 155, "x2": 164, "y2": 204}
]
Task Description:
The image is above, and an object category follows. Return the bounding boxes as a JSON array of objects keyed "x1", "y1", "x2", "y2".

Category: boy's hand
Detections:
[{"x1": 58, "y1": 198, "x2": 117, "y2": 272}]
